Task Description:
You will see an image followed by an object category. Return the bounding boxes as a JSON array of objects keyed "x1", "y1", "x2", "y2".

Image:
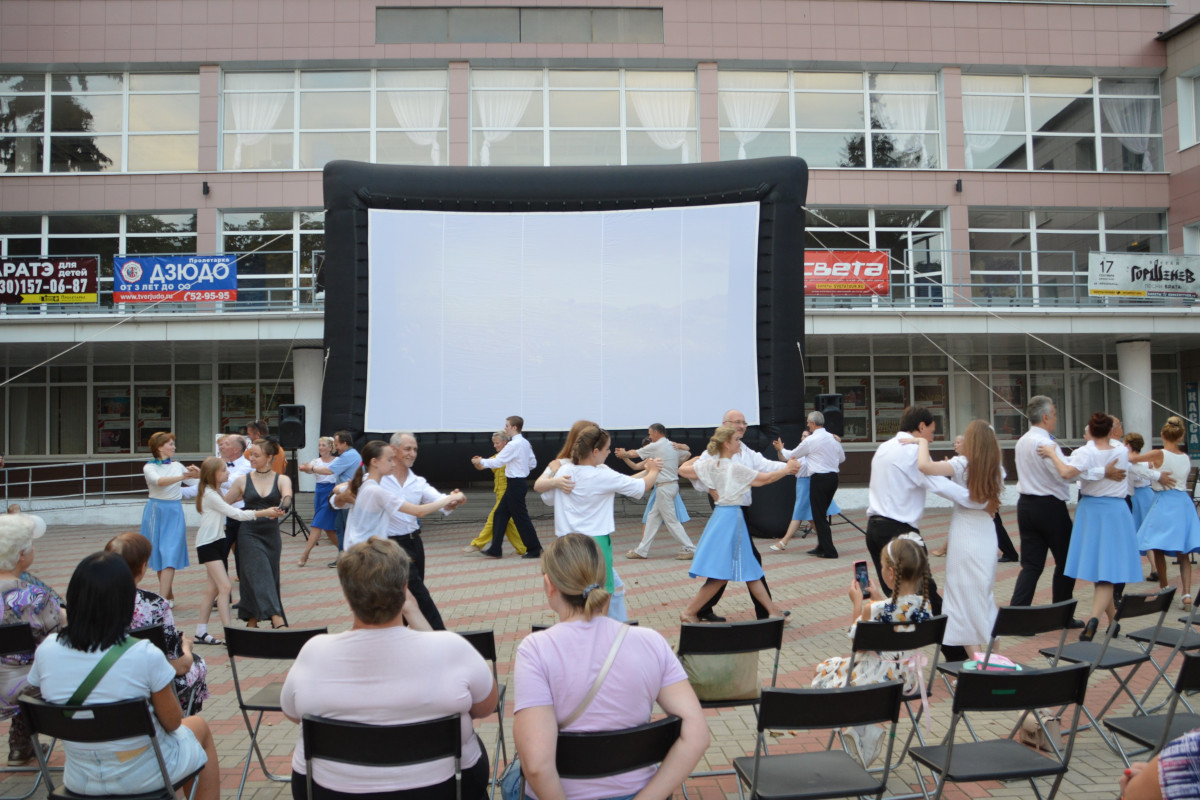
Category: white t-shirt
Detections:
[
  {"x1": 281, "y1": 627, "x2": 493, "y2": 793},
  {"x1": 549, "y1": 464, "x2": 645, "y2": 537}
]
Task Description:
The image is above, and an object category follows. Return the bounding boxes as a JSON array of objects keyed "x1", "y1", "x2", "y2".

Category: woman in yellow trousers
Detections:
[{"x1": 464, "y1": 431, "x2": 527, "y2": 555}]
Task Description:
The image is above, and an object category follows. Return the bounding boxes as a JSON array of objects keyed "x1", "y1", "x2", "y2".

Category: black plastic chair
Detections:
[
  {"x1": 1126, "y1": 592, "x2": 1200, "y2": 712},
  {"x1": 1104, "y1": 651, "x2": 1200, "y2": 767},
  {"x1": 516, "y1": 716, "x2": 681, "y2": 798},
  {"x1": 732, "y1": 682, "x2": 904, "y2": 800},
  {"x1": 301, "y1": 714, "x2": 462, "y2": 800},
  {"x1": 908, "y1": 663, "x2": 1090, "y2": 800},
  {"x1": 129, "y1": 625, "x2": 198, "y2": 716},
  {"x1": 1038, "y1": 588, "x2": 1174, "y2": 750},
  {"x1": 19, "y1": 696, "x2": 203, "y2": 800},
  {"x1": 457, "y1": 629, "x2": 506, "y2": 800},
  {"x1": 0, "y1": 623, "x2": 51, "y2": 800},
  {"x1": 225, "y1": 626, "x2": 327, "y2": 800}
]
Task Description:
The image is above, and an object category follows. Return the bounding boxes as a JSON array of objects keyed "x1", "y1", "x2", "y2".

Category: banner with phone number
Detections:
[
  {"x1": 114, "y1": 255, "x2": 237, "y2": 303},
  {"x1": 0, "y1": 256, "x2": 98, "y2": 304}
]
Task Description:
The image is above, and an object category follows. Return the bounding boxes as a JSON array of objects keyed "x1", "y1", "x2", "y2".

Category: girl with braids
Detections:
[
  {"x1": 812, "y1": 535, "x2": 933, "y2": 767},
  {"x1": 1040, "y1": 412, "x2": 1139, "y2": 641},
  {"x1": 513, "y1": 534, "x2": 708, "y2": 800},
  {"x1": 913, "y1": 420, "x2": 1003, "y2": 655},
  {"x1": 1130, "y1": 416, "x2": 1200, "y2": 607}
]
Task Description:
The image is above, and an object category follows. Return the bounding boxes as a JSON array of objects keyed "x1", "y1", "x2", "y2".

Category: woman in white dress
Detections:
[{"x1": 912, "y1": 420, "x2": 1003, "y2": 654}]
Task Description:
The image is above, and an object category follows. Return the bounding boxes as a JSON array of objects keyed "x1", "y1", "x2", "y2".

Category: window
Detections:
[
  {"x1": 962, "y1": 75, "x2": 1162, "y2": 172},
  {"x1": 0, "y1": 73, "x2": 199, "y2": 174},
  {"x1": 470, "y1": 70, "x2": 697, "y2": 166},
  {"x1": 718, "y1": 71, "x2": 941, "y2": 168},
  {"x1": 222, "y1": 70, "x2": 448, "y2": 170},
  {"x1": 220, "y1": 210, "x2": 324, "y2": 305}
]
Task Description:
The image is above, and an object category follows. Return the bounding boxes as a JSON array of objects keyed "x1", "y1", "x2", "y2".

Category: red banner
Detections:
[{"x1": 804, "y1": 250, "x2": 889, "y2": 296}]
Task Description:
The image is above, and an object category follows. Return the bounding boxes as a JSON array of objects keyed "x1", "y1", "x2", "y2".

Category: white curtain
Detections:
[
  {"x1": 873, "y1": 76, "x2": 932, "y2": 166},
  {"x1": 720, "y1": 90, "x2": 781, "y2": 159},
  {"x1": 963, "y1": 77, "x2": 1016, "y2": 169},
  {"x1": 474, "y1": 72, "x2": 539, "y2": 167},
  {"x1": 379, "y1": 71, "x2": 446, "y2": 165},
  {"x1": 629, "y1": 90, "x2": 694, "y2": 162},
  {"x1": 1101, "y1": 88, "x2": 1156, "y2": 171},
  {"x1": 227, "y1": 77, "x2": 289, "y2": 169}
]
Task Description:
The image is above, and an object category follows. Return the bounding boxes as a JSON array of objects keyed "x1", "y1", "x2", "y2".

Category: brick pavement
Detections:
[{"x1": 0, "y1": 491, "x2": 1179, "y2": 799}]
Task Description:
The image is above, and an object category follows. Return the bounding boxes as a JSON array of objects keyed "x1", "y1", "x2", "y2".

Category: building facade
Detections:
[{"x1": 2, "y1": 0, "x2": 1200, "y2": 481}]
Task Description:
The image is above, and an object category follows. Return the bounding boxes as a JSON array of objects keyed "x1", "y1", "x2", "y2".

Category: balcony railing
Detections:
[{"x1": 2, "y1": 458, "x2": 151, "y2": 510}]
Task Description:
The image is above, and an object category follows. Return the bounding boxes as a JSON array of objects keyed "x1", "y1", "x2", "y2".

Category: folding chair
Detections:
[
  {"x1": 457, "y1": 630, "x2": 506, "y2": 800},
  {"x1": 301, "y1": 714, "x2": 462, "y2": 800},
  {"x1": 1038, "y1": 588, "x2": 1174, "y2": 750},
  {"x1": 909, "y1": 663, "x2": 1090, "y2": 800},
  {"x1": 935, "y1": 601, "x2": 1076, "y2": 741},
  {"x1": 128, "y1": 625, "x2": 198, "y2": 715},
  {"x1": 1127, "y1": 590, "x2": 1200, "y2": 711},
  {"x1": 676, "y1": 618, "x2": 785, "y2": 798},
  {"x1": 516, "y1": 716, "x2": 681, "y2": 798},
  {"x1": 19, "y1": 696, "x2": 203, "y2": 800},
  {"x1": 0, "y1": 623, "x2": 53, "y2": 800},
  {"x1": 225, "y1": 626, "x2": 327, "y2": 800},
  {"x1": 732, "y1": 682, "x2": 904, "y2": 800},
  {"x1": 1104, "y1": 651, "x2": 1200, "y2": 767}
]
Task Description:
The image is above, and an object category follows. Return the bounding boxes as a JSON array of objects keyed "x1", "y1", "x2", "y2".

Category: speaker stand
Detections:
[
  {"x1": 282, "y1": 448, "x2": 311, "y2": 540},
  {"x1": 800, "y1": 512, "x2": 866, "y2": 538}
]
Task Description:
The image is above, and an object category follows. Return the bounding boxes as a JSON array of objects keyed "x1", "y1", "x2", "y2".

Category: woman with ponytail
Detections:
[
  {"x1": 513, "y1": 534, "x2": 708, "y2": 800},
  {"x1": 1040, "y1": 412, "x2": 1140, "y2": 641},
  {"x1": 1130, "y1": 416, "x2": 1200, "y2": 606}
]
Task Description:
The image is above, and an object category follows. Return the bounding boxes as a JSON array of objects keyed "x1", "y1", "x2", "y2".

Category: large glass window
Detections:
[
  {"x1": 962, "y1": 75, "x2": 1162, "y2": 172},
  {"x1": 220, "y1": 210, "x2": 324, "y2": 306},
  {"x1": 718, "y1": 71, "x2": 941, "y2": 168},
  {"x1": 0, "y1": 73, "x2": 199, "y2": 174},
  {"x1": 222, "y1": 70, "x2": 449, "y2": 170},
  {"x1": 470, "y1": 69, "x2": 697, "y2": 166}
]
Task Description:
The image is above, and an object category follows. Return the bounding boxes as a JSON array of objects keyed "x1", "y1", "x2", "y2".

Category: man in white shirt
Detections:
[
  {"x1": 691, "y1": 408, "x2": 791, "y2": 622},
  {"x1": 618, "y1": 423, "x2": 695, "y2": 560},
  {"x1": 774, "y1": 411, "x2": 845, "y2": 558},
  {"x1": 382, "y1": 432, "x2": 465, "y2": 630},
  {"x1": 218, "y1": 433, "x2": 252, "y2": 572},
  {"x1": 472, "y1": 415, "x2": 543, "y2": 559}
]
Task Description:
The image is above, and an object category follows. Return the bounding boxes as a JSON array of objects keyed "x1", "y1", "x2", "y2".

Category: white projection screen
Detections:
[{"x1": 365, "y1": 203, "x2": 761, "y2": 432}]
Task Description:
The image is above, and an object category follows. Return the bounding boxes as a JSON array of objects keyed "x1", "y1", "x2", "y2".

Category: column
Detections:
[
  {"x1": 1116, "y1": 339, "x2": 1152, "y2": 441},
  {"x1": 292, "y1": 346, "x2": 324, "y2": 492}
]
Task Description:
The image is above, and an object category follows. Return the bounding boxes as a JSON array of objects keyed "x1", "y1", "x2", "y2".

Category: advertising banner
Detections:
[
  {"x1": 1088, "y1": 252, "x2": 1200, "y2": 299},
  {"x1": 0, "y1": 256, "x2": 98, "y2": 304},
  {"x1": 1187, "y1": 382, "x2": 1199, "y2": 464},
  {"x1": 114, "y1": 255, "x2": 238, "y2": 303},
  {"x1": 804, "y1": 250, "x2": 889, "y2": 296}
]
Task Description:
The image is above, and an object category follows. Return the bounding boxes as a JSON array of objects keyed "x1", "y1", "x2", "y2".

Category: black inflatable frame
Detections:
[{"x1": 321, "y1": 157, "x2": 808, "y2": 535}]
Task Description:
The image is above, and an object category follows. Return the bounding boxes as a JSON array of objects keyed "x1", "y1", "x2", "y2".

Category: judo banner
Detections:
[
  {"x1": 0, "y1": 256, "x2": 98, "y2": 304},
  {"x1": 803, "y1": 250, "x2": 889, "y2": 296},
  {"x1": 1088, "y1": 252, "x2": 1200, "y2": 300},
  {"x1": 114, "y1": 255, "x2": 238, "y2": 303}
]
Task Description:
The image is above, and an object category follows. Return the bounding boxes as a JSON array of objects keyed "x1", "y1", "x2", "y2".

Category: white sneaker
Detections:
[{"x1": 675, "y1": 550, "x2": 695, "y2": 560}]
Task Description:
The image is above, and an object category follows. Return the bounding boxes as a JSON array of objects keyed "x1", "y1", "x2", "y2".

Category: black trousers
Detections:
[
  {"x1": 809, "y1": 472, "x2": 839, "y2": 557},
  {"x1": 994, "y1": 512, "x2": 1019, "y2": 560},
  {"x1": 1009, "y1": 494, "x2": 1076, "y2": 607},
  {"x1": 865, "y1": 515, "x2": 967, "y2": 663},
  {"x1": 485, "y1": 477, "x2": 542, "y2": 557},
  {"x1": 390, "y1": 531, "x2": 445, "y2": 631},
  {"x1": 292, "y1": 745, "x2": 489, "y2": 800},
  {"x1": 699, "y1": 506, "x2": 771, "y2": 620}
]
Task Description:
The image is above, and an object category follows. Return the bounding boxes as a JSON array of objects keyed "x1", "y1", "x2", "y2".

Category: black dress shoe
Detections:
[
  {"x1": 998, "y1": 555, "x2": 1018, "y2": 563},
  {"x1": 805, "y1": 548, "x2": 824, "y2": 556},
  {"x1": 1079, "y1": 617, "x2": 1099, "y2": 642},
  {"x1": 806, "y1": 548, "x2": 837, "y2": 559},
  {"x1": 521, "y1": 551, "x2": 543, "y2": 559},
  {"x1": 482, "y1": 551, "x2": 502, "y2": 559},
  {"x1": 1068, "y1": 618, "x2": 1086, "y2": 629},
  {"x1": 697, "y1": 612, "x2": 726, "y2": 623}
]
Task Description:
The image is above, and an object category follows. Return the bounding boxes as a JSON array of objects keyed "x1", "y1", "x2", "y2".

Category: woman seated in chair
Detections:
[
  {"x1": 104, "y1": 532, "x2": 209, "y2": 713},
  {"x1": 0, "y1": 514, "x2": 64, "y2": 766},
  {"x1": 281, "y1": 537, "x2": 497, "y2": 800},
  {"x1": 27, "y1": 551, "x2": 220, "y2": 799},
  {"x1": 513, "y1": 533, "x2": 709, "y2": 800}
]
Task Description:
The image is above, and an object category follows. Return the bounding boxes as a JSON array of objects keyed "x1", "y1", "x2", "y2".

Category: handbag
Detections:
[
  {"x1": 500, "y1": 626, "x2": 630, "y2": 800},
  {"x1": 1015, "y1": 709, "x2": 1062, "y2": 752},
  {"x1": 680, "y1": 651, "x2": 760, "y2": 702}
]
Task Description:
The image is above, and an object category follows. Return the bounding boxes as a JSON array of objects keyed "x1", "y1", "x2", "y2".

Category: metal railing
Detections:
[{"x1": 1, "y1": 458, "x2": 153, "y2": 510}]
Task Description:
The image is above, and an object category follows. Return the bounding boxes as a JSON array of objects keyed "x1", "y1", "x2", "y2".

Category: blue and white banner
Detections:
[{"x1": 114, "y1": 255, "x2": 238, "y2": 303}]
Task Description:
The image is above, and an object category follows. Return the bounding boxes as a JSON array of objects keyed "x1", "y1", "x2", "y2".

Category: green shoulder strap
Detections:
[{"x1": 65, "y1": 636, "x2": 139, "y2": 712}]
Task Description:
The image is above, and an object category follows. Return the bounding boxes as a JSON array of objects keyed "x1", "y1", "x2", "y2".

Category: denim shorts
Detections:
[{"x1": 63, "y1": 725, "x2": 207, "y2": 795}]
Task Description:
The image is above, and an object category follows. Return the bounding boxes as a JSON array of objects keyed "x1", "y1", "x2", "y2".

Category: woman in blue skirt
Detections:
[
  {"x1": 1131, "y1": 417, "x2": 1200, "y2": 607},
  {"x1": 296, "y1": 436, "x2": 339, "y2": 566},
  {"x1": 1039, "y1": 412, "x2": 1139, "y2": 641},
  {"x1": 678, "y1": 425, "x2": 799, "y2": 623},
  {"x1": 140, "y1": 432, "x2": 200, "y2": 606}
]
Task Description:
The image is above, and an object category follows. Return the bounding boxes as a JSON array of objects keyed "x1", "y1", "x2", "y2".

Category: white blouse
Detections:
[
  {"x1": 196, "y1": 488, "x2": 258, "y2": 547},
  {"x1": 309, "y1": 457, "x2": 337, "y2": 485},
  {"x1": 1064, "y1": 443, "x2": 1130, "y2": 499},
  {"x1": 694, "y1": 458, "x2": 759, "y2": 507},
  {"x1": 143, "y1": 461, "x2": 195, "y2": 501},
  {"x1": 339, "y1": 479, "x2": 404, "y2": 549}
]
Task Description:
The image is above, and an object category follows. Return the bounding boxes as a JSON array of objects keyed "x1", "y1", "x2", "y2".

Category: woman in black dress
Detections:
[{"x1": 224, "y1": 439, "x2": 291, "y2": 628}]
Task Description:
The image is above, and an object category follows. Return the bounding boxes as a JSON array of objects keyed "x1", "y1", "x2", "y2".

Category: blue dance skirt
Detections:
[
  {"x1": 1065, "y1": 495, "x2": 1141, "y2": 583},
  {"x1": 141, "y1": 498, "x2": 189, "y2": 571},
  {"x1": 642, "y1": 486, "x2": 690, "y2": 524},
  {"x1": 1137, "y1": 491, "x2": 1200, "y2": 556},
  {"x1": 1130, "y1": 485, "x2": 1155, "y2": 531},
  {"x1": 311, "y1": 482, "x2": 338, "y2": 529},
  {"x1": 791, "y1": 475, "x2": 841, "y2": 521},
  {"x1": 689, "y1": 506, "x2": 764, "y2": 583}
]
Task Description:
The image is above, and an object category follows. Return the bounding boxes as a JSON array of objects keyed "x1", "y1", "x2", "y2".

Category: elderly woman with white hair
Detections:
[{"x1": 0, "y1": 514, "x2": 64, "y2": 766}]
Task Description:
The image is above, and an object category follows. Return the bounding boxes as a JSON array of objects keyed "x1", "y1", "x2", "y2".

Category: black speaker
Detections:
[
  {"x1": 816, "y1": 393, "x2": 844, "y2": 438},
  {"x1": 279, "y1": 404, "x2": 306, "y2": 449}
]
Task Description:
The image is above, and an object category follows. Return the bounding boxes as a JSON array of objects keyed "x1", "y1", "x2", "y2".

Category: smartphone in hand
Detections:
[{"x1": 853, "y1": 560, "x2": 871, "y2": 599}]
